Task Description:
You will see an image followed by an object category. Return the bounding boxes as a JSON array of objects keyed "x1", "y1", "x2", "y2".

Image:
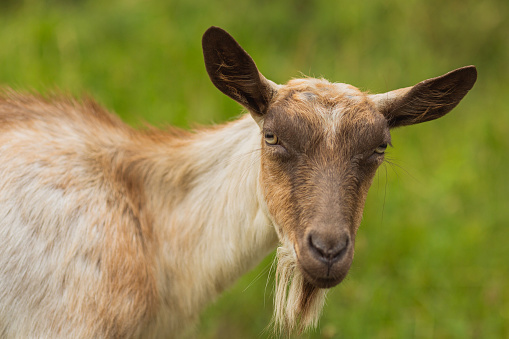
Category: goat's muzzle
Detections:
[{"x1": 297, "y1": 228, "x2": 354, "y2": 288}]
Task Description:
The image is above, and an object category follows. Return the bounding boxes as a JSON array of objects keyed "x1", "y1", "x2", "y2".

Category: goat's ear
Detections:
[
  {"x1": 370, "y1": 66, "x2": 477, "y2": 128},
  {"x1": 202, "y1": 26, "x2": 277, "y2": 121}
]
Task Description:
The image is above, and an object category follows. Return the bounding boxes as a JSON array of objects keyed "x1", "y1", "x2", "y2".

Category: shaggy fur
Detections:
[{"x1": 274, "y1": 243, "x2": 328, "y2": 333}]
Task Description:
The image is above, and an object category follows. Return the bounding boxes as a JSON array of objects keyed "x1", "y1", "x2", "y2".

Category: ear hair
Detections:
[
  {"x1": 202, "y1": 26, "x2": 277, "y2": 118},
  {"x1": 370, "y1": 66, "x2": 477, "y2": 128}
]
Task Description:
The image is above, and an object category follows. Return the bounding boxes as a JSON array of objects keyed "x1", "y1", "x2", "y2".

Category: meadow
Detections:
[{"x1": 0, "y1": 0, "x2": 507, "y2": 337}]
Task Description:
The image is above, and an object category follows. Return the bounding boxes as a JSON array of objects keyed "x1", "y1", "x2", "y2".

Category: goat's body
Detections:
[
  {"x1": 0, "y1": 26, "x2": 477, "y2": 337},
  {"x1": 0, "y1": 92, "x2": 277, "y2": 338}
]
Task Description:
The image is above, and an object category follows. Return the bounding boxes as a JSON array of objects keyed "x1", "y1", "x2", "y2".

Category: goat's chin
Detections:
[
  {"x1": 297, "y1": 258, "x2": 353, "y2": 289},
  {"x1": 299, "y1": 268, "x2": 346, "y2": 289}
]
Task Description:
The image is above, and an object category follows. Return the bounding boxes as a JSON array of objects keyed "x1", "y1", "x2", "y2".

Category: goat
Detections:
[{"x1": 0, "y1": 26, "x2": 476, "y2": 338}]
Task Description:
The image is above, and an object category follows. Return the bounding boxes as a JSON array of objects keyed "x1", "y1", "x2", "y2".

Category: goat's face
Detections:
[
  {"x1": 202, "y1": 26, "x2": 476, "y2": 329},
  {"x1": 260, "y1": 80, "x2": 389, "y2": 288}
]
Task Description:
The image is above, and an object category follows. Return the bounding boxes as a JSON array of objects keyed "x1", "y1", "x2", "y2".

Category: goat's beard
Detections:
[{"x1": 273, "y1": 243, "x2": 328, "y2": 334}]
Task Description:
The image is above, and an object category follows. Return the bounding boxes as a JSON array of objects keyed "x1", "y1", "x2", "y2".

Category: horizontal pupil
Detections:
[{"x1": 374, "y1": 143, "x2": 388, "y2": 154}]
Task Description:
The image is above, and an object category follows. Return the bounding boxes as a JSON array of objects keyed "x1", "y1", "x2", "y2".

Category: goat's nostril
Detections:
[{"x1": 308, "y1": 233, "x2": 349, "y2": 263}]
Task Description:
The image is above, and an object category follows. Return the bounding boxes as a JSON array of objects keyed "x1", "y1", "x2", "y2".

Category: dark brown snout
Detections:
[{"x1": 298, "y1": 228, "x2": 354, "y2": 288}]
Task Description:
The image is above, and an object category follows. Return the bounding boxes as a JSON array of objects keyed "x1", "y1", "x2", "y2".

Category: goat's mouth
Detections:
[
  {"x1": 296, "y1": 237, "x2": 355, "y2": 289},
  {"x1": 298, "y1": 256, "x2": 353, "y2": 288},
  {"x1": 302, "y1": 271, "x2": 346, "y2": 289}
]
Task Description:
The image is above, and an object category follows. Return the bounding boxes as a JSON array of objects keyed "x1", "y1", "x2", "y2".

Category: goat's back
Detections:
[{"x1": 0, "y1": 92, "x2": 158, "y2": 338}]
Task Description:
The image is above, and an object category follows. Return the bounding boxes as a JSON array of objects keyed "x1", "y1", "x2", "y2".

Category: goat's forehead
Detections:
[
  {"x1": 271, "y1": 78, "x2": 381, "y2": 128},
  {"x1": 278, "y1": 78, "x2": 364, "y2": 103},
  {"x1": 263, "y1": 79, "x2": 388, "y2": 154}
]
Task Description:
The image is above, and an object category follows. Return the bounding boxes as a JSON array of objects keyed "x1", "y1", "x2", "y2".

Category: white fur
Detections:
[{"x1": 0, "y1": 110, "x2": 278, "y2": 338}]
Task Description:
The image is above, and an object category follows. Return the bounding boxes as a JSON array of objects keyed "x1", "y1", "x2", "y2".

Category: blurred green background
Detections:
[{"x1": 1, "y1": 0, "x2": 507, "y2": 337}]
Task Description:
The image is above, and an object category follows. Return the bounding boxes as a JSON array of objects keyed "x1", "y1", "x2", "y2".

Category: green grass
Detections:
[{"x1": 1, "y1": 0, "x2": 508, "y2": 337}]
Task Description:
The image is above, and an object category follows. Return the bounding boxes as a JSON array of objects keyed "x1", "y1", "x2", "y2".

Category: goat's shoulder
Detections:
[{"x1": 0, "y1": 90, "x2": 160, "y2": 337}]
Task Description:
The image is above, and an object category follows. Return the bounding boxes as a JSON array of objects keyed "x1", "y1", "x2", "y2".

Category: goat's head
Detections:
[{"x1": 202, "y1": 26, "x2": 477, "y2": 332}]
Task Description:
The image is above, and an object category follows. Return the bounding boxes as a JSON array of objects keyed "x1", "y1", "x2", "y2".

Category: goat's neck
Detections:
[{"x1": 144, "y1": 115, "x2": 278, "y2": 318}]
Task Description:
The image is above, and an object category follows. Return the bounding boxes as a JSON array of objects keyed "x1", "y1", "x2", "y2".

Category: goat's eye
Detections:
[
  {"x1": 374, "y1": 143, "x2": 388, "y2": 154},
  {"x1": 264, "y1": 132, "x2": 278, "y2": 145}
]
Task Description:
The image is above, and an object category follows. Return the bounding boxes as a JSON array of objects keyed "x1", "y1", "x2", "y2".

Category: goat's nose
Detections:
[{"x1": 308, "y1": 232, "x2": 349, "y2": 264}]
